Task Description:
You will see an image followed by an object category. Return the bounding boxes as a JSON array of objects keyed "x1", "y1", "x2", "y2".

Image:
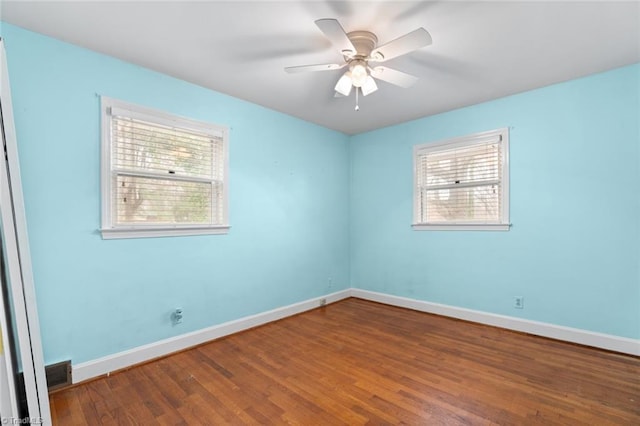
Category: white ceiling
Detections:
[{"x1": 2, "y1": 1, "x2": 639, "y2": 135}]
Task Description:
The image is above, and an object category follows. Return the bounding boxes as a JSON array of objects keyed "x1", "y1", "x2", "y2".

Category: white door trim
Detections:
[
  {"x1": 0, "y1": 38, "x2": 52, "y2": 425},
  {"x1": 0, "y1": 327, "x2": 19, "y2": 419}
]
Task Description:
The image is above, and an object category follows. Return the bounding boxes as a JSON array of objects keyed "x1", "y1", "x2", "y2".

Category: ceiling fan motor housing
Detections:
[{"x1": 345, "y1": 31, "x2": 378, "y2": 59}]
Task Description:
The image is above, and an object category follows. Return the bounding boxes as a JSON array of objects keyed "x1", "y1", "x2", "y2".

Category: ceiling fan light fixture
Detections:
[
  {"x1": 349, "y1": 61, "x2": 368, "y2": 87},
  {"x1": 361, "y1": 76, "x2": 378, "y2": 96},
  {"x1": 334, "y1": 72, "x2": 353, "y2": 96}
]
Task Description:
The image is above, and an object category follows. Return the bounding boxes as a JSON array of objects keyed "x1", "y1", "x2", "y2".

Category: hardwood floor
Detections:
[{"x1": 50, "y1": 298, "x2": 640, "y2": 425}]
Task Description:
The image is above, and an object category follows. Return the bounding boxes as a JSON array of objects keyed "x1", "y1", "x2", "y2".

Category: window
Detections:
[
  {"x1": 413, "y1": 128, "x2": 510, "y2": 231},
  {"x1": 101, "y1": 97, "x2": 229, "y2": 239}
]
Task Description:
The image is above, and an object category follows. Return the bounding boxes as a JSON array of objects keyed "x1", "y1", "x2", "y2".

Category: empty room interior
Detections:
[{"x1": 0, "y1": 1, "x2": 638, "y2": 424}]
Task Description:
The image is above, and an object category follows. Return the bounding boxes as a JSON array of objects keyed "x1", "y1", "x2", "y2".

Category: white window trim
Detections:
[
  {"x1": 100, "y1": 97, "x2": 230, "y2": 239},
  {"x1": 412, "y1": 128, "x2": 511, "y2": 231}
]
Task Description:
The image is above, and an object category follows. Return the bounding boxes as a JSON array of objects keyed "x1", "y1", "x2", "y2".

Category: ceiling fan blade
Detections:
[
  {"x1": 285, "y1": 63, "x2": 345, "y2": 73},
  {"x1": 370, "y1": 28, "x2": 432, "y2": 62},
  {"x1": 371, "y1": 66, "x2": 419, "y2": 88},
  {"x1": 315, "y1": 18, "x2": 357, "y2": 55}
]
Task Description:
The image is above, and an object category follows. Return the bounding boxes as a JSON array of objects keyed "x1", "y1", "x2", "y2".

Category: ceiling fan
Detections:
[{"x1": 285, "y1": 19, "x2": 432, "y2": 109}]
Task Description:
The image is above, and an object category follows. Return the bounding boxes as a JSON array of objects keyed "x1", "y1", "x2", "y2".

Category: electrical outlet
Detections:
[
  {"x1": 172, "y1": 308, "x2": 183, "y2": 325},
  {"x1": 514, "y1": 297, "x2": 524, "y2": 309},
  {"x1": 319, "y1": 298, "x2": 327, "y2": 307}
]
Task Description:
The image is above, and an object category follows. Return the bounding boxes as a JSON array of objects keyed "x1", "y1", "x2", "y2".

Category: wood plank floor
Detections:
[{"x1": 50, "y1": 298, "x2": 640, "y2": 425}]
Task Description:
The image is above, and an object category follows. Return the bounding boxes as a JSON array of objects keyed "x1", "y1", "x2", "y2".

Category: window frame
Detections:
[
  {"x1": 100, "y1": 97, "x2": 230, "y2": 239},
  {"x1": 412, "y1": 128, "x2": 510, "y2": 231}
]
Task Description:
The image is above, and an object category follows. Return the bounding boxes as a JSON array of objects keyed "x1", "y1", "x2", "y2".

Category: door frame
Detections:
[{"x1": 0, "y1": 38, "x2": 52, "y2": 425}]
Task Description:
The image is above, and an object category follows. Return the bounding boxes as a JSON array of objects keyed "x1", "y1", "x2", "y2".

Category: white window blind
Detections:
[
  {"x1": 413, "y1": 128, "x2": 509, "y2": 231},
  {"x1": 101, "y1": 98, "x2": 229, "y2": 239}
]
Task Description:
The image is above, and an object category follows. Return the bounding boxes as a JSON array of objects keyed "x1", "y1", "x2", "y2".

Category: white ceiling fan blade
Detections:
[
  {"x1": 370, "y1": 28, "x2": 432, "y2": 62},
  {"x1": 361, "y1": 76, "x2": 378, "y2": 96},
  {"x1": 371, "y1": 66, "x2": 419, "y2": 88},
  {"x1": 315, "y1": 18, "x2": 357, "y2": 56},
  {"x1": 334, "y1": 72, "x2": 353, "y2": 96},
  {"x1": 285, "y1": 63, "x2": 345, "y2": 73}
]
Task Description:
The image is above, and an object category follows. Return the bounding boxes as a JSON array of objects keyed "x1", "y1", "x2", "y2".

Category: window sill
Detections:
[
  {"x1": 100, "y1": 225, "x2": 230, "y2": 239},
  {"x1": 412, "y1": 223, "x2": 511, "y2": 231}
]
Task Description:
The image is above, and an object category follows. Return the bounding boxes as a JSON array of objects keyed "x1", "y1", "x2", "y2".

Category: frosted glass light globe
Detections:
[{"x1": 350, "y1": 62, "x2": 368, "y2": 87}]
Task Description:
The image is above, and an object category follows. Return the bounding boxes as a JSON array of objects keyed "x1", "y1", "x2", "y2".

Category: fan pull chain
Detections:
[{"x1": 355, "y1": 87, "x2": 360, "y2": 111}]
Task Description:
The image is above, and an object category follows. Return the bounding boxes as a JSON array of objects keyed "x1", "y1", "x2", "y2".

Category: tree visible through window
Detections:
[
  {"x1": 101, "y1": 98, "x2": 229, "y2": 239},
  {"x1": 413, "y1": 128, "x2": 510, "y2": 230}
]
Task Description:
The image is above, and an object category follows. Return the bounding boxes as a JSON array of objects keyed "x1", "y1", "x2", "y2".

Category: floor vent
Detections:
[{"x1": 45, "y1": 360, "x2": 71, "y2": 391}]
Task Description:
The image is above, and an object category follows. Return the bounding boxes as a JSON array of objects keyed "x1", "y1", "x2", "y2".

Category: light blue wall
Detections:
[
  {"x1": 350, "y1": 64, "x2": 640, "y2": 339},
  {"x1": 1, "y1": 23, "x2": 350, "y2": 364},
  {"x1": 3, "y1": 22, "x2": 639, "y2": 368}
]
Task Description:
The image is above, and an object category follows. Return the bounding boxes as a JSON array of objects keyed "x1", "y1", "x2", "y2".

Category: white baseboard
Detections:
[
  {"x1": 73, "y1": 287, "x2": 639, "y2": 384},
  {"x1": 351, "y1": 289, "x2": 640, "y2": 356},
  {"x1": 72, "y1": 289, "x2": 350, "y2": 384}
]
